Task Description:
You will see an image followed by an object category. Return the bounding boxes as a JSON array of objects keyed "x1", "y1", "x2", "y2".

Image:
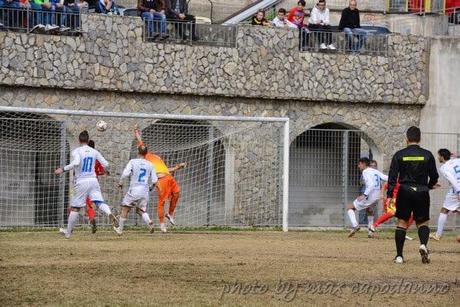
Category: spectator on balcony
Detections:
[
  {"x1": 138, "y1": 0, "x2": 168, "y2": 40},
  {"x1": 288, "y1": 0, "x2": 310, "y2": 50},
  {"x1": 0, "y1": 0, "x2": 20, "y2": 8},
  {"x1": 63, "y1": 0, "x2": 87, "y2": 30},
  {"x1": 30, "y1": 0, "x2": 60, "y2": 32},
  {"x1": 251, "y1": 9, "x2": 270, "y2": 26},
  {"x1": 97, "y1": 0, "x2": 118, "y2": 15},
  {"x1": 339, "y1": 0, "x2": 367, "y2": 52},
  {"x1": 272, "y1": 8, "x2": 296, "y2": 28},
  {"x1": 309, "y1": 0, "x2": 335, "y2": 50},
  {"x1": 0, "y1": 0, "x2": 21, "y2": 29},
  {"x1": 165, "y1": 0, "x2": 198, "y2": 41}
]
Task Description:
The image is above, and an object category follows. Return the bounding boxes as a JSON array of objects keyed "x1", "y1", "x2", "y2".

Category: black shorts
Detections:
[{"x1": 395, "y1": 186, "x2": 430, "y2": 223}]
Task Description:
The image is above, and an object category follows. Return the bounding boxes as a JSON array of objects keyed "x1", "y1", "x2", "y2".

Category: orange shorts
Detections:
[{"x1": 157, "y1": 175, "x2": 180, "y2": 202}]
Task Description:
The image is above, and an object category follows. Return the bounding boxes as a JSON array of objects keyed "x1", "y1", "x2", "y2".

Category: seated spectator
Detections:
[
  {"x1": 165, "y1": 0, "x2": 198, "y2": 41},
  {"x1": 62, "y1": 0, "x2": 87, "y2": 31},
  {"x1": 309, "y1": 0, "x2": 335, "y2": 50},
  {"x1": 288, "y1": 0, "x2": 310, "y2": 50},
  {"x1": 251, "y1": 9, "x2": 270, "y2": 26},
  {"x1": 97, "y1": 0, "x2": 118, "y2": 15},
  {"x1": 339, "y1": 0, "x2": 367, "y2": 52},
  {"x1": 138, "y1": 0, "x2": 168, "y2": 40},
  {"x1": 30, "y1": 0, "x2": 59, "y2": 32},
  {"x1": 272, "y1": 8, "x2": 296, "y2": 28},
  {"x1": 49, "y1": 0, "x2": 70, "y2": 32}
]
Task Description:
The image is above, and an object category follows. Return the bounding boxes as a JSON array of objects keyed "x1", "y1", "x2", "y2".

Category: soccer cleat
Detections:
[
  {"x1": 348, "y1": 226, "x2": 360, "y2": 238},
  {"x1": 419, "y1": 244, "x2": 430, "y2": 264},
  {"x1": 160, "y1": 223, "x2": 167, "y2": 233},
  {"x1": 113, "y1": 226, "x2": 123, "y2": 236},
  {"x1": 429, "y1": 233, "x2": 441, "y2": 241},
  {"x1": 90, "y1": 219, "x2": 97, "y2": 234},
  {"x1": 165, "y1": 213, "x2": 176, "y2": 226},
  {"x1": 405, "y1": 235, "x2": 413, "y2": 241},
  {"x1": 320, "y1": 43, "x2": 327, "y2": 50},
  {"x1": 59, "y1": 228, "x2": 71, "y2": 239},
  {"x1": 394, "y1": 256, "x2": 404, "y2": 264}
]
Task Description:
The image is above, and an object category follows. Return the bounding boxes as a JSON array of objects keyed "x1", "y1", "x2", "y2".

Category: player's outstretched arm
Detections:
[
  {"x1": 55, "y1": 151, "x2": 80, "y2": 175},
  {"x1": 134, "y1": 125, "x2": 143, "y2": 145},
  {"x1": 169, "y1": 162, "x2": 187, "y2": 173},
  {"x1": 118, "y1": 160, "x2": 133, "y2": 188}
]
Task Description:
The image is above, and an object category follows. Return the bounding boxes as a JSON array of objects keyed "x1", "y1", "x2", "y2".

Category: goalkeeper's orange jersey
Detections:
[{"x1": 138, "y1": 141, "x2": 170, "y2": 175}]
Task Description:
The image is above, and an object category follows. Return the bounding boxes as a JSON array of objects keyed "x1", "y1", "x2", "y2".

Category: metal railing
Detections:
[
  {"x1": 299, "y1": 30, "x2": 389, "y2": 56},
  {"x1": 0, "y1": 6, "x2": 82, "y2": 35},
  {"x1": 143, "y1": 20, "x2": 237, "y2": 48},
  {"x1": 387, "y1": 0, "x2": 446, "y2": 13}
]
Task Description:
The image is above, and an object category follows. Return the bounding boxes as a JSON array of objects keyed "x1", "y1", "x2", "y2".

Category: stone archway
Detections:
[{"x1": 288, "y1": 122, "x2": 382, "y2": 227}]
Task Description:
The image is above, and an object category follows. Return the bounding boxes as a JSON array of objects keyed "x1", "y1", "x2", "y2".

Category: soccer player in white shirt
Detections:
[
  {"x1": 430, "y1": 149, "x2": 460, "y2": 241},
  {"x1": 55, "y1": 130, "x2": 118, "y2": 238},
  {"x1": 114, "y1": 145, "x2": 158, "y2": 235},
  {"x1": 347, "y1": 157, "x2": 388, "y2": 237}
]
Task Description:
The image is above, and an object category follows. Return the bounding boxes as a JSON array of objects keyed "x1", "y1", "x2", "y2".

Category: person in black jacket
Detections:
[
  {"x1": 387, "y1": 126, "x2": 439, "y2": 265},
  {"x1": 338, "y1": 0, "x2": 367, "y2": 52},
  {"x1": 164, "y1": 0, "x2": 198, "y2": 41}
]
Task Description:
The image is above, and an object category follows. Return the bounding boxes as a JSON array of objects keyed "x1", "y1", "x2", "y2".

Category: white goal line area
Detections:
[{"x1": 0, "y1": 106, "x2": 290, "y2": 232}]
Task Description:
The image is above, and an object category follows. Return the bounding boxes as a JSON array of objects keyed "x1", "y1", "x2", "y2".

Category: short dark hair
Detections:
[
  {"x1": 318, "y1": 0, "x2": 326, "y2": 4},
  {"x1": 370, "y1": 159, "x2": 377, "y2": 166},
  {"x1": 438, "y1": 148, "x2": 451, "y2": 161},
  {"x1": 88, "y1": 140, "x2": 95, "y2": 148},
  {"x1": 278, "y1": 8, "x2": 287, "y2": 14},
  {"x1": 406, "y1": 126, "x2": 421, "y2": 143},
  {"x1": 138, "y1": 145, "x2": 148, "y2": 156},
  {"x1": 359, "y1": 157, "x2": 370, "y2": 166},
  {"x1": 79, "y1": 130, "x2": 89, "y2": 143},
  {"x1": 298, "y1": 0, "x2": 306, "y2": 6}
]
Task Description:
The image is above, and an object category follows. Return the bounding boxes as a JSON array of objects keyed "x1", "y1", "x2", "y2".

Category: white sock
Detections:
[
  {"x1": 347, "y1": 209, "x2": 358, "y2": 228},
  {"x1": 141, "y1": 213, "x2": 151, "y2": 226},
  {"x1": 119, "y1": 217, "x2": 127, "y2": 232},
  {"x1": 67, "y1": 211, "x2": 79, "y2": 234},
  {"x1": 436, "y1": 213, "x2": 448, "y2": 236},
  {"x1": 367, "y1": 216, "x2": 374, "y2": 230},
  {"x1": 97, "y1": 203, "x2": 112, "y2": 216}
]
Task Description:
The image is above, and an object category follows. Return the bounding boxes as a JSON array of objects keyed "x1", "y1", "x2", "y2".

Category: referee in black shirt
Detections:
[{"x1": 387, "y1": 126, "x2": 439, "y2": 264}]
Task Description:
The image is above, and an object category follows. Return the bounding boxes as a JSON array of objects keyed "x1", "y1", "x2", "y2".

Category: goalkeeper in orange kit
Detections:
[
  {"x1": 371, "y1": 181, "x2": 414, "y2": 240},
  {"x1": 134, "y1": 126, "x2": 186, "y2": 233}
]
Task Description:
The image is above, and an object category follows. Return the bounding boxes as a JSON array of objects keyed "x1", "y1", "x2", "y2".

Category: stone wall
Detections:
[{"x1": 0, "y1": 14, "x2": 429, "y2": 105}]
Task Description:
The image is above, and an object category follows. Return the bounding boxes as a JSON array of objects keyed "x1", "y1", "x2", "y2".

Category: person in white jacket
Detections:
[
  {"x1": 272, "y1": 8, "x2": 298, "y2": 28},
  {"x1": 309, "y1": 0, "x2": 336, "y2": 50}
]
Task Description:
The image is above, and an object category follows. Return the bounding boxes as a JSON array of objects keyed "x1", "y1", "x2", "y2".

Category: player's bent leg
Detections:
[
  {"x1": 60, "y1": 207, "x2": 81, "y2": 239},
  {"x1": 166, "y1": 192, "x2": 180, "y2": 226},
  {"x1": 87, "y1": 202, "x2": 97, "y2": 234},
  {"x1": 431, "y1": 208, "x2": 450, "y2": 241},
  {"x1": 115, "y1": 206, "x2": 130, "y2": 236},
  {"x1": 347, "y1": 201, "x2": 361, "y2": 237},
  {"x1": 366, "y1": 206, "x2": 375, "y2": 237},
  {"x1": 373, "y1": 211, "x2": 394, "y2": 228},
  {"x1": 94, "y1": 201, "x2": 119, "y2": 229},
  {"x1": 135, "y1": 206, "x2": 154, "y2": 234}
]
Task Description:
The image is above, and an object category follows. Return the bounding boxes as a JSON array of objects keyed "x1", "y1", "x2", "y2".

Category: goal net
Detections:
[{"x1": 0, "y1": 108, "x2": 289, "y2": 230}]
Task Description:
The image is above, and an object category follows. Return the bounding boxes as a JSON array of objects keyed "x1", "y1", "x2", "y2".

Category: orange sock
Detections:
[
  {"x1": 373, "y1": 211, "x2": 395, "y2": 228},
  {"x1": 157, "y1": 200, "x2": 165, "y2": 224},
  {"x1": 168, "y1": 193, "x2": 180, "y2": 216}
]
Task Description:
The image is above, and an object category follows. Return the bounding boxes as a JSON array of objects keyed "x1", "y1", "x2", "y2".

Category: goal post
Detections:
[{"x1": 0, "y1": 106, "x2": 290, "y2": 231}]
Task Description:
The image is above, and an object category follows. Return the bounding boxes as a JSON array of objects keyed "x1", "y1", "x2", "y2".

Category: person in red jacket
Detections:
[
  {"x1": 86, "y1": 140, "x2": 108, "y2": 233},
  {"x1": 288, "y1": 0, "x2": 310, "y2": 50}
]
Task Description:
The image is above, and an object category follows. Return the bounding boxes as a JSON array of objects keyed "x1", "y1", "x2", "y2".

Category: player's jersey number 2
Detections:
[
  {"x1": 138, "y1": 168, "x2": 147, "y2": 183},
  {"x1": 82, "y1": 157, "x2": 93, "y2": 173}
]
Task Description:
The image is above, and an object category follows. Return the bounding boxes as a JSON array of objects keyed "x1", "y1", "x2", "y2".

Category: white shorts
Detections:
[
  {"x1": 353, "y1": 197, "x2": 379, "y2": 211},
  {"x1": 71, "y1": 179, "x2": 104, "y2": 208},
  {"x1": 443, "y1": 193, "x2": 460, "y2": 212},
  {"x1": 122, "y1": 192, "x2": 148, "y2": 212}
]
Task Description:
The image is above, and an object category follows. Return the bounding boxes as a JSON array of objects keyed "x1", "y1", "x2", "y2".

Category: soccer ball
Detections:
[{"x1": 96, "y1": 120, "x2": 108, "y2": 132}]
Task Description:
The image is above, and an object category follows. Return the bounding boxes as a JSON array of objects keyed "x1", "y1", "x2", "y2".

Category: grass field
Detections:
[{"x1": 0, "y1": 229, "x2": 459, "y2": 306}]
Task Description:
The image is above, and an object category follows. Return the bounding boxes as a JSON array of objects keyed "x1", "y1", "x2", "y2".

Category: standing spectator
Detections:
[
  {"x1": 49, "y1": 0, "x2": 70, "y2": 32},
  {"x1": 309, "y1": 0, "x2": 335, "y2": 50},
  {"x1": 138, "y1": 0, "x2": 168, "y2": 40},
  {"x1": 339, "y1": 0, "x2": 367, "y2": 52},
  {"x1": 272, "y1": 8, "x2": 297, "y2": 28},
  {"x1": 288, "y1": 0, "x2": 310, "y2": 50},
  {"x1": 251, "y1": 9, "x2": 270, "y2": 26},
  {"x1": 30, "y1": 0, "x2": 59, "y2": 32},
  {"x1": 0, "y1": 0, "x2": 21, "y2": 29},
  {"x1": 0, "y1": 0, "x2": 20, "y2": 8},
  {"x1": 63, "y1": 0, "x2": 87, "y2": 31},
  {"x1": 165, "y1": 0, "x2": 198, "y2": 41}
]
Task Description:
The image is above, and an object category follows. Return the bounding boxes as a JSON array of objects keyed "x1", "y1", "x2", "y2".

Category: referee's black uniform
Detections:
[{"x1": 387, "y1": 139, "x2": 439, "y2": 263}]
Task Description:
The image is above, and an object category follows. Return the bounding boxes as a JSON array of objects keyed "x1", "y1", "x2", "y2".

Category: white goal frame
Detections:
[{"x1": 0, "y1": 106, "x2": 290, "y2": 231}]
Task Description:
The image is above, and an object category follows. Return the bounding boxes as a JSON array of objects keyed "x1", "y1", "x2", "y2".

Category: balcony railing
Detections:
[
  {"x1": 143, "y1": 20, "x2": 237, "y2": 48},
  {"x1": 299, "y1": 29, "x2": 389, "y2": 56},
  {"x1": 0, "y1": 6, "x2": 82, "y2": 35}
]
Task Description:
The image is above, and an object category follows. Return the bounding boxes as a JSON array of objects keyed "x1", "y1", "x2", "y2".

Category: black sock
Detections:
[
  {"x1": 395, "y1": 227, "x2": 407, "y2": 257},
  {"x1": 418, "y1": 225, "x2": 430, "y2": 246}
]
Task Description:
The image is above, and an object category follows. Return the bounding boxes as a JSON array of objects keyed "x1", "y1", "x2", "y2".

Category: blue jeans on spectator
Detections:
[
  {"x1": 0, "y1": 0, "x2": 20, "y2": 8},
  {"x1": 343, "y1": 27, "x2": 368, "y2": 52},
  {"x1": 30, "y1": 3, "x2": 49, "y2": 26},
  {"x1": 98, "y1": 1, "x2": 118, "y2": 15},
  {"x1": 142, "y1": 11, "x2": 166, "y2": 37},
  {"x1": 49, "y1": 2, "x2": 66, "y2": 27},
  {"x1": 66, "y1": 5, "x2": 81, "y2": 29},
  {"x1": 0, "y1": 0, "x2": 21, "y2": 28}
]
